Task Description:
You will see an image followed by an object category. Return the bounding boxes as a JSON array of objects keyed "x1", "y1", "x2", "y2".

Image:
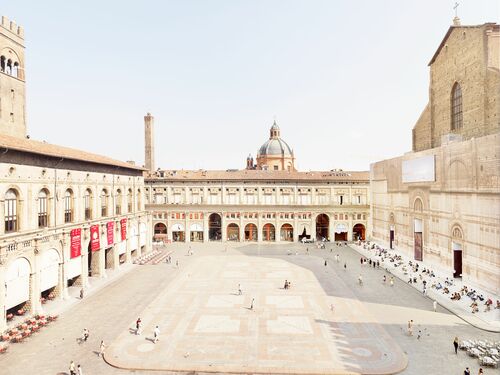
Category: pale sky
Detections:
[{"x1": 3, "y1": 1, "x2": 499, "y2": 171}]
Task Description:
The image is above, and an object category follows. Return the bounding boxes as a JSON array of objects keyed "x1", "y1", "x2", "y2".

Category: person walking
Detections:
[
  {"x1": 69, "y1": 361, "x2": 76, "y2": 375},
  {"x1": 344, "y1": 262, "x2": 347, "y2": 271},
  {"x1": 478, "y1": 368, "x2": 484, "y2": 375},
  {"x1": 250, "y1": 298, "x2": 255, "y2": 310},
  {"x1": 390, "y1": 276, "x2": 394, "y2": 287},
  {"x1": 238, "y1": 284, "x2": 242, "y2": 295},
  {"x1": 463, "y1": 367, "x2": 470, "y2": 375},
  {"x1": 82, "y1": 328, "x2": 89, "y2": 342},
  {"x1": 433, "y1": 300, "x2": 437, "y2": 312},
  {"x1": 453, "y1": 336, "x2": 459, "y2": 354},
  {"x1": 153, "y1": 326, "x2": 160, "y2": 343},
  {"x1": 383, "y1": 275, "x2": 386, "y2": 284},
  {"x1": 175, "y1": 260, "x2": 179, "y2": 268},
  {"x1": 79, "y1": 288, "x2": 84, "y2": 299},
  {"x1": 77, "y1": 364, "x2": 83, "y2": 375},
  {"x1": 336, "y1": 254, "x2": 340, "y2": 263},
  {"x1": 358, "y1": 275, "x2": 363, "y2": 286},
  {"x1": 99, "y1": 340, "x2": 105, "y2": 357},
  {"x1": 324, "y1": 259, "x2": 327, "y2": 267},
  {"x1": 136, "y1": 318, "x2": 142, "y2": 335},
  {"x1": 408, "y1": 320, "x2": 413, "y2": 336}
]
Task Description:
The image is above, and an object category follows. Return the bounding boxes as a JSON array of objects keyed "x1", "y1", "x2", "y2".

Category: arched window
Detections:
[
  {"x1": 414, "y1": 198, "x2": 423, "y2": 212},
  {"x1": 101, "y1": 189, "x2": 108, "y2": 217},
  {"x1": 127, "y1": 189, "x2": 133, "y2": 213},
  {"x1": 6, "y1": 59, "x2": 12, "y2": 75},
  {"x1": 84, "y1": 189, "x2": 93, "y2": 220},
  {"x1": 64, "y1": 189, "x2": 73, "y2": 223},
  {"x1": 4, "y1": 189, "x2": 18, "y2": 232},
  {"x1": 12, "y1": 62, "x2": 18, "y2": 78},
  {"x1": 137, "y1": 189, "x2": 142, "y2": 211},
  {"x1": 451, "y1": 82, "x2": 463, "y2": 131},
  {"x1": 115, "y1": 189, "x2": 122, "y2": 215},
  {"x1": 38, "y1": 189, "x2": 49, "y2": 228},
  {"x1": 0, "y1": 56, "x2": 5, "y2": 72}
]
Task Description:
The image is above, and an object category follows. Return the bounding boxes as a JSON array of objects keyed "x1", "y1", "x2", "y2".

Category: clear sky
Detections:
[{"x1": 3, "y1": 1, "x2": 499, "y2": 171}]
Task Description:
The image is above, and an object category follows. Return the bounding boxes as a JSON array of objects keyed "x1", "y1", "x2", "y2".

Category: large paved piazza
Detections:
[
  {"x1": 105, "y1": 255, "x2": 406, "y2": 374},
  {"x1": 1, "y1": 243, "x2": 499, "y2": 375}
]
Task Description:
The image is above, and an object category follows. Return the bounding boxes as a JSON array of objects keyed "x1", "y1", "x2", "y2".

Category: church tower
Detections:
[
  {"x1": 0, "y1": 16, "x2": 26, "y2": 138},
  {"x1": 144, "y1": 112, "x2": 155, "y2": 172}
]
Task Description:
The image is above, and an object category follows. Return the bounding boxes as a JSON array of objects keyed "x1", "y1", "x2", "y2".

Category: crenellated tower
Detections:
[{"x1": 0, "y1": 15, "x2": 26, "y2": 138}]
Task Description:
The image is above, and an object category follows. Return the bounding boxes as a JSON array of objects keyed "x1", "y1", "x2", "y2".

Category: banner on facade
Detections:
[
  {"x1": 107, "y1": 221, "x2": 114, "y2": 245},
  {"x1": 120, "y1": 218, "x2": 127, "y2": 241},
  {"x1": 90, "y1": 224, "x2": 100, "y2": 252},
  {"x1": 70, "y1": 228, "x2": 82, "y2": 258}
]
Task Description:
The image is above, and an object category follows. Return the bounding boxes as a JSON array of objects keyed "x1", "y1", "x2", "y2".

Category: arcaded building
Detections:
[
  {"x1": 0, "y1": 16, "x2": 152, "y2": 332},
  {"x1": 370, "y1": 19, "x2": 500, "y2": 294},
  {"x1": 145, "y1": 120, "x2": 370, "y2": 244}
]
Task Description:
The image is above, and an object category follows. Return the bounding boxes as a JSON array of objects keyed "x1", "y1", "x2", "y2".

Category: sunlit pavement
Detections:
[{"x1": 0, "y1": 242, "x2": 498, "y2": 375}]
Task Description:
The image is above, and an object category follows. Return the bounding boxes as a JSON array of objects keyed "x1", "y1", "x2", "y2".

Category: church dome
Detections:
[
  {"x1": 258, "y1": 138, "x2": 293, "y2": 156},
  {"x1": 257, "y1": 120, "x2": 294, "y2": 157}
]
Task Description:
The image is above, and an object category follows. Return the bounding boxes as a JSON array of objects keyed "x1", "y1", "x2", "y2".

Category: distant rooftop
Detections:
[{"x1": 147, "y1": 169, "x2": 369, "y2": 182}]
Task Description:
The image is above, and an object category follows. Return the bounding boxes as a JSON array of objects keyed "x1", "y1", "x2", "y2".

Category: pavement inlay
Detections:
[{"x1": 105, "y1": 255, "x2": 407, "y2": 374}]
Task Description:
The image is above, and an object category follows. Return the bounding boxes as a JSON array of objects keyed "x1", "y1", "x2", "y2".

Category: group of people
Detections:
[
  {"x1": 70, "y1": 330, "x2": 105, "y2": 375},
  {"x1": 360, "y1": 257, "x2": 380, "y2": 268},
  {"x1": 454, "y1": 337, "x2": 485, "y2": 375}
]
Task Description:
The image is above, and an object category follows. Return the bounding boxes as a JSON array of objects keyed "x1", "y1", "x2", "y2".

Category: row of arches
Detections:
[
  {"x1": 0, "y1": 55, "x2": 20, "y2": 78},
  {"x1": 154, "y1": 212, "x2": 366, "y2": 242},
  {"x1": 3, "y1": 186, "x2": 142, "y2": 233}
]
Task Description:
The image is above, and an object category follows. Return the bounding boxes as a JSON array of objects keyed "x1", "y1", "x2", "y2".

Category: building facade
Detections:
[
  {"x1": 0, "y1": 16, "x2": 152, "y2": 332},
  {"x1": 370, "y1": 20, "x2": 500, "y2": 295},
  {"x1": 145, "y1": 119, "x2": 369, "y2": 243}
]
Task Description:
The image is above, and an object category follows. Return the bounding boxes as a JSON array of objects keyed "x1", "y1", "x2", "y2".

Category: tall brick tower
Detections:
[
  {"x1": 144, "y1": 112, "x2": 155, "y2": 172},
  {"x1": 0, "y1": 16, "x2": 26, "y2": 138}
]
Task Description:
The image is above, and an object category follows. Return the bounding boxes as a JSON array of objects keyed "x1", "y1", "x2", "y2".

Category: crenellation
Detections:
[{"x1": 0, "y1": 15, "x2": 24, "y2": 39}]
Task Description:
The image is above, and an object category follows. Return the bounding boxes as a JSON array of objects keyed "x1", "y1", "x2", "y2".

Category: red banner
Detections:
[
  {"x1": 70, "y1": 228, "x2": 82, "y2": 258},
  {"x1": 107, "y1": 221, "x2": 114, "y2": 245},
  {"x1": 90, "y1": 224, "x2": 100, "y2": 252},
  {"x1": 120, "y1": 218, "x2": 127, "y2": 241}
]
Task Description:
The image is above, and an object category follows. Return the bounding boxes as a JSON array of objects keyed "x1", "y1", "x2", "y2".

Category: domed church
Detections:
[{"x1": 246, "y1": 120, "x2": 296, "y2": 171}]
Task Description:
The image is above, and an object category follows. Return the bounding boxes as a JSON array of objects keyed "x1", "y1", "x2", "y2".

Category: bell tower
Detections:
[
  {"x1": 144, "y1": 112, "x2": 155, "y2": 172},
  {"x1": 0, "y1": 16, "x2": 26, "y2": 138}
]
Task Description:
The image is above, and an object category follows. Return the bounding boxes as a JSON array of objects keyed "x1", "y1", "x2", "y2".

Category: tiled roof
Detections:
[
  {"x1": 0, "y1": 133, "x2": 144, "y2": 171},
  {"x1": 147, "y1": 169, "x2": 369, "y2": 182}
]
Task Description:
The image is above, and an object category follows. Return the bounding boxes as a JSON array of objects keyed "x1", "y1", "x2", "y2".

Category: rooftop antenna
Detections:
[
  {"x1": 452, "y1": 2, "x2": 461, "y2": 25},
  {"x1": 453, "y1": 2, "x2": 459, "y2": 17}
]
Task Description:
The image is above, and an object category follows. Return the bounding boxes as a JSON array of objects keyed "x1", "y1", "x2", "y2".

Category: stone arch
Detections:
[
  {"x1": 227, "y1": 223, "x2": 240, "y2": 241},
  {"x1": 244, "y1": 223, "x2": 258, "y2": 241},
  {"x1": 40, "y1": 248, "x2": 60, "y2": 292},
  {"x1": 448, "y1": 158, "x2": 471, "y2": 189},
  {"x1": 280, "y1": 223, "x2": 293, "y2": 242},
  {"x1": 262, "y1": 223, "x2": 275, "y2": 241},
  {"x1": 208, "y1": 213, "x2": 222, "y2": 241},
  {"x1": 5, "y1": 257, "x2": 32, "y2": 310},
  {"x1": 315, "y1": 213, "x2": 330, "y2": 240},
  {"x1": 413, "y1": 197, "x2": 424, "y2": 212}
]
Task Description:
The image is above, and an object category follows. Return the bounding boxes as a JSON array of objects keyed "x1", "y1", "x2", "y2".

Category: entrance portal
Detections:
[
  {"x1": 389, "y1": 226, "x2": 395, "y2": 249},
  {"x1": 262, "y1": 223, "x2": 275, "y2": 241},
  {"x1": 316, "y1": 214, "x2": 329, "y2": 240},
  {"x1": 227, "y1": 223, "x2": 239, "y2": 241},
  {"x1": 208, "y1": 213, "x2": 222, "y2": 241},
  {"x1": 352, "y1": 223, "x2": 366, "y2": 241},
  {"x1": 280, "y1": 224, "x2": 293, "y2": 241},
  {"x1": 244, "y1": 223, "x2": 257, "y2": 241},
  {"x1": 414, "y1": 219, "x2": 423, "y2": 261},
  {"x1": 453, "y1": 242, "x2": 463, "y2": 278}
]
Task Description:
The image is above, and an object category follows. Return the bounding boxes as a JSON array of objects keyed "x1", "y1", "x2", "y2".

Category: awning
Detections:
[
  {"x1": 335, "y1": 223, "x2": 348, "y2": 233},
  {"x1": 171, "y1": 223, "x2": 184, "y2": 232},
  {"x1": 190, "y1": 223, "x2": 203, "y2": 232}
]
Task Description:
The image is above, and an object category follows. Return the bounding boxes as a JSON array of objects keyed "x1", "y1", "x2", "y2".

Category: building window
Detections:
[
  {"x1": 64, "y1": 189, "x2": 73, "y2": 223},
  {"x1": 84, "y1": 189, "x2": 93, "y2": 220},
  {"x1": 38, "y1": 189, "x2": 49, "y2": 228},
  {"x1": 451, "y1": 82, "x2": 463, "y2": 131},
  {"x1": 4, "y1": 189, "x2": 18, "y2": 232},
  {"x1": 101, "y1": 189, "x2": 108, "y2": 217},
  {"x1": 137, "y1": 189, "x2": 142, "y2": 210},
  {"x1": 127, "y1": 189, "x2": 133, "y2": 213},
  {"x1": 115, "y1": 189, "x2": 122, "y2": 215}
]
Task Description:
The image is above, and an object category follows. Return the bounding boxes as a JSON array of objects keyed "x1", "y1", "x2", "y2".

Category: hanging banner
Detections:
[
  {"x1": 120, "y1": 218, "x2": 127, "y2": 241},
  {"x1": 70, "y1": 228, "x2": 82, "y2": 258},
  {"x1": 107, "y1": 221, "x2": 114, "y2": 245},
  {"x1": 90, "y1": 224, "x2": 100, "y2": 252}
]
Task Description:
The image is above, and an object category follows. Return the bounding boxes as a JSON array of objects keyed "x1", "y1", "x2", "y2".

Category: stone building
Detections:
[
  {"x1": 146, "y1": 123, "x2": 369, "y2": 243},
  {"x1": 370, "y1": 19, "x2": 500, "y2": 294},
  {"x1": 0, "y1": 16, "x2": 152, "y2": 332}
]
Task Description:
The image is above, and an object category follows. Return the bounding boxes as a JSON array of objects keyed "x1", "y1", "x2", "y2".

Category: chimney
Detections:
[{"x1": 144, "y1": 113, "x2": 155, "y2": 172}]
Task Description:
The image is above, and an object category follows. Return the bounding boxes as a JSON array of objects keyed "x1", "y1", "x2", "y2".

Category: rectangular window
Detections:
[
  {"x1": 64, "y1": 195, "x2": 73, "y2": 223},
  {"x1": 38, "y1": 195, "x2": 48, "y2": 228},
  {"x1": 4, "y1": 197, "x2": 17, "y2": 232}
]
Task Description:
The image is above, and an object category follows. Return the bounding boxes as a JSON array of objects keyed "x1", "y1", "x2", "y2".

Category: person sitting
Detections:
[
  {"x1": 470, "y1": 301, "x2": 479, "y2": 314},
  {"x1": 435, "y1": 282, "x2": 443, "y2": 290},
  {"x1": 443, "y1": 287, "x2": 450, "y2": 294},
  {"x1": 495, "y1": 300, "x2": 500, "y2": 309},
  {"x1": 484, "y1": 298, "x2": 493, "y2": 312}
]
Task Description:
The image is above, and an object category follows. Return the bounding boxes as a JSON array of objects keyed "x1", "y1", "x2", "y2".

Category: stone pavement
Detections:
[
  {"x1": 0, "y1": 242, "x2": 498, "y2": 375},
  {"x1": 105, "y1": 255, "x2": 406, "y2": 374},
  {"x1": 349, "y1": 242, "x2": 500, "y2": 332}
]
